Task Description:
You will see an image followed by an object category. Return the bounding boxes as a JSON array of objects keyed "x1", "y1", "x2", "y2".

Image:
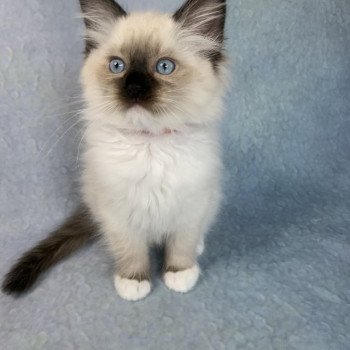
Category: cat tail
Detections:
[{"x1": 2, "y1": 206, "x2": 97, "y2": 295}]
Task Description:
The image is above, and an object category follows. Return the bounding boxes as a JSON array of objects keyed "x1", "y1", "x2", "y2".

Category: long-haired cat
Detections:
[{"x1": 2, "y1": 0, "x2": 227, "y2": 301}]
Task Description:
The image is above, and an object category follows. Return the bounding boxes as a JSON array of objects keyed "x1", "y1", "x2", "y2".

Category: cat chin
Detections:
[
  {"x1": 124, "y1": 105, "x2": 151, "y2": 119},
  {"x1": 122, "y1": 105, "x2": 180, "y2": 135}
]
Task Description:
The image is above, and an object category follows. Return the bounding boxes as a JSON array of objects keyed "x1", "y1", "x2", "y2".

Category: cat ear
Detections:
[
  {"x1": 79, "y1": 0, "x2": 127, "y2": 56},
  {"x1": 173, "y1": 0, "x2": 226, "y2": 43}
]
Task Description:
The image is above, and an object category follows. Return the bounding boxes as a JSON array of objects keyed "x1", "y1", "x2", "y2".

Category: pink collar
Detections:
[
  {"x1": 140, "y1": 128, "x2": 176, "y2": 136},
  {"x1": 118, "y1": 128, "x2": 178, "y2": 137}
]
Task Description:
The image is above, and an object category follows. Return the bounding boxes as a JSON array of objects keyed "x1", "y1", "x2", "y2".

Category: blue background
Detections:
[{"x1": 1, "y1": 1, "x2": 349, "y2": 349}]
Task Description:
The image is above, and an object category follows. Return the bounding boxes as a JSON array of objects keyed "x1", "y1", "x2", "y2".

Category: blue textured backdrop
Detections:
[{"x1": 1, "y1": 1, "x2": 349, "y2": 349}]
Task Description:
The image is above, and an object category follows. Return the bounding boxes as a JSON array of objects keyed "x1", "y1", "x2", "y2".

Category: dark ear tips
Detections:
[
  {"x1": 173, "y1": 0, "x2": 226, "y2": 67},
  {"x1": 79, "y1": 0, "x2": 127, "y2": 56},
  {"x1": 79, "y1": 0, "x2": 127, "y2": 20},
  {"x1": 173, "y1": 0, "x2": 226, "y2": 43}
]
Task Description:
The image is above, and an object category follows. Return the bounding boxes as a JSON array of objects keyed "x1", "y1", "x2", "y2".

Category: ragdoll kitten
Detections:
[{"x1": 2, "y1": 0, "x2": 227, "y2": 301}]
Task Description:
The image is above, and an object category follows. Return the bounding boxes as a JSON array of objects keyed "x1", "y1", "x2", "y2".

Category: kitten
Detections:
[{"x1": 2, "y1": 0, "x2": 227, "y2": 301}]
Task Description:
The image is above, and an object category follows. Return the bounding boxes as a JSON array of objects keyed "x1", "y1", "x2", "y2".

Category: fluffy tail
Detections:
[{"x1": 2, "y1": 206, "x2": 97, "y2": 295}]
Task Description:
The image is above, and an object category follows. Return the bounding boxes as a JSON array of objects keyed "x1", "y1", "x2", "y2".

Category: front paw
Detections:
[
  {"x1": 163, "y1": 264, "x2": 200, "y2": 293},
  {"x1": 114, "y1": 275, "x2": 151, "y2": 301}
]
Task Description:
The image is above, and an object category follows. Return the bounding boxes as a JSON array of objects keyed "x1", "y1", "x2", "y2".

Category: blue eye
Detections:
[
  {"x1": 109, "y1": 58, "x2": 125, "y2": 73},
  {"x1": 156, "y1": 58, "x2": 176, "y2": 75}
]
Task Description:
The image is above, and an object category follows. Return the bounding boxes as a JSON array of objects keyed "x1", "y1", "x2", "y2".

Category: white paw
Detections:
[
  {"x1": 114, "y1": 275, "x2": 151, "y2": 301},
  {"x1": 164, "y1": 265, "x2": 200, "y2": 293}
]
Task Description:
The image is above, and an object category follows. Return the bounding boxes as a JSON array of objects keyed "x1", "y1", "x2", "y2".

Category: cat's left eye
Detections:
[
  {"x1": 156, "y1": 58, "x2": 176, "y2": 75},
  {"x1": 109, "y1": 58, "x2": 126, "y2": 74}
]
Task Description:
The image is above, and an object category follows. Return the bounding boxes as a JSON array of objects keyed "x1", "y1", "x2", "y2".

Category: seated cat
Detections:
[{"x1": 2, "y1": 0, "x2": 228, "y2": 301}]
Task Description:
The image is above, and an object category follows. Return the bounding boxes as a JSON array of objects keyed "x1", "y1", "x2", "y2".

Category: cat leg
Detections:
[
  {"x1": 105, "y1": 230, "x2": 151, "y2": 301},
  {"x1": 163, "y1": 229, "x2": 202, "y2": 293}
]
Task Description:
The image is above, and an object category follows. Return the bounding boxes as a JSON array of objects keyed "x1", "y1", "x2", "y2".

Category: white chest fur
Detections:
[{"x1": 82, "y1": 125, "x2": 222, "y2": 241}]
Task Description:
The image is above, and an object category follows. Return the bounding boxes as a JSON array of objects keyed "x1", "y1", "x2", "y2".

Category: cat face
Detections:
[{"x1": 80, "y1": 0, "x2": 227, "y2": 133}]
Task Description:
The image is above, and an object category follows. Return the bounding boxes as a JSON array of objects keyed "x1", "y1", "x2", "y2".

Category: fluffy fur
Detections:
[
  {"x1": 2, "y1": 0, "x2": 227, "y2": 301},
  {"x1": 2, "y1": 207, "x2": 96, "y2": 294}
]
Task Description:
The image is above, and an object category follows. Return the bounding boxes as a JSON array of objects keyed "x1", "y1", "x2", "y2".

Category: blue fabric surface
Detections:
[{"x1": 1, "y1": 0, "x2": 349, "y2": 349}]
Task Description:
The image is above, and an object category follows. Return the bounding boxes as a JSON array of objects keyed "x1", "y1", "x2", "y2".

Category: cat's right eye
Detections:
[{"x1": 109, "y1": 58, "x2": 126, "y2": 74}]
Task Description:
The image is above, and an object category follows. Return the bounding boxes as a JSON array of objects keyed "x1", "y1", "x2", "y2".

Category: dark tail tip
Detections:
[
  {"x1": 2, "y1": 206, "x2": 96, "y2": 296},
  {"x1": 2, "y1": 260, "x2": 39, "y2": 295}
]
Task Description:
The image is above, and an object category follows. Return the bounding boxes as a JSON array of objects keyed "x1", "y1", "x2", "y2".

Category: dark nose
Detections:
[{"x1": 124, "y1": 71, "x2": 151, "y2": 100}]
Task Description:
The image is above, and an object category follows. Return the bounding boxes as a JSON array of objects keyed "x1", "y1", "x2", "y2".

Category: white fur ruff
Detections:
[{"x1": 82, "y1": 120, "x2": 222, "y2": 243}]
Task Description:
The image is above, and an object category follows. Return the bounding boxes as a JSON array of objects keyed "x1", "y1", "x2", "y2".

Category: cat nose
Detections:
[
  {"x1": 124, "y1": 71, "x2": 151, "y2": 100},
  {"x1": 126, "y1": 83, "x2": 144, "y2": 98}
]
